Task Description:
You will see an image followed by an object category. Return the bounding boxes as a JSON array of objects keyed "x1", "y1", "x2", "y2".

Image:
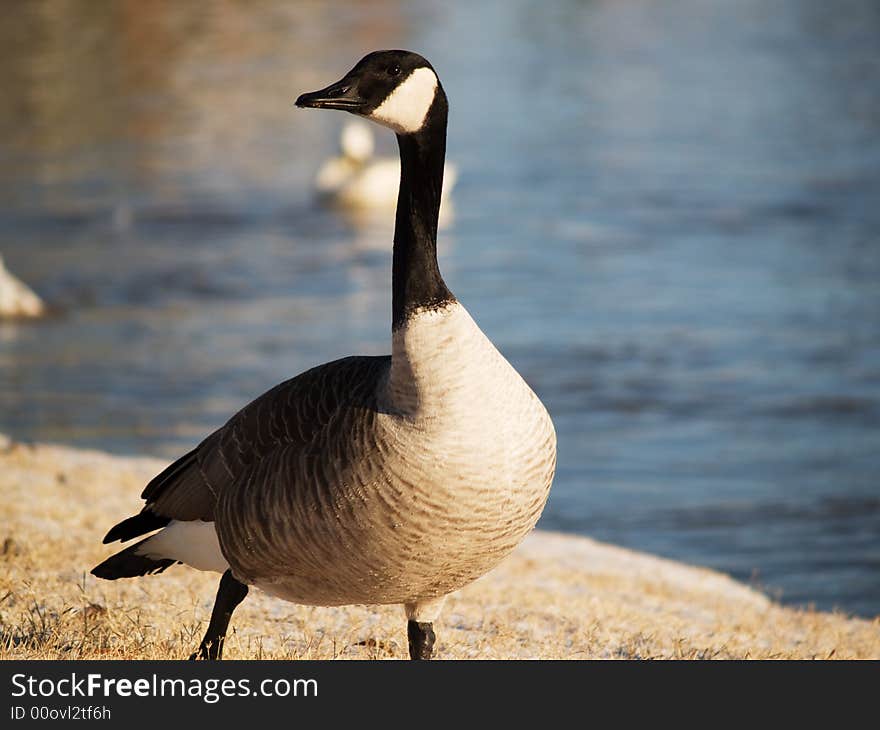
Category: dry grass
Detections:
[{"x1": 1, "y1": 434, "x2": 877, "y2": 660}]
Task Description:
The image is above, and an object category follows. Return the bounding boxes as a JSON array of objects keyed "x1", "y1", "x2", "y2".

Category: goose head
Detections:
[
  {"x1": 296, "y1": 50, "x2": 445, "y2": 135},
  {"x1": 340, "y1": 122, "x2": 374, "y2": 163}
]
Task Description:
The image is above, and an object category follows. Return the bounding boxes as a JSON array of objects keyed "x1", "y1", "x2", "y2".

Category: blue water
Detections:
[{"x1": 1, "y1": 0, "x2": 879, "y2": 617}]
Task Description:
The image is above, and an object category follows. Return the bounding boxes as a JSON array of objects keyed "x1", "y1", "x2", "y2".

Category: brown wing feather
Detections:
[{"x1": 111, "y1": 355, "x2": 390, "y2": 536}]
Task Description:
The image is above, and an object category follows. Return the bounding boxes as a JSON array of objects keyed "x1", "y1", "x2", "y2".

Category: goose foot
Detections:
[
  {"x1": 407, "y1": 620, "x2": 435, "y2": 660},
  {"x1": 189, "y1": 569, "x2": 248, "y2": 661},
  {"x1": 189, "y1": 642, "x2": 221, "y2": 661}
]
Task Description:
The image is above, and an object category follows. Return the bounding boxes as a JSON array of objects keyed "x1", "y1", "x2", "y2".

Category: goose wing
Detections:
[{"x1": 102, "y1": 355, "x2": 390, "y2": 543}]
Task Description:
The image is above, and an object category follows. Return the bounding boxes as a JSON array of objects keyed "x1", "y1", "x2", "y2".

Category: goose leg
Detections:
[
  {"x1": 190, "y1": 570, "x2": 248, "y2": 660},
  {"x1": 404, "y1": 597, "x2": 445, "y2": 660},
  {"x1": 407, "y1": 620, "x2": 436, "y2": 660}
]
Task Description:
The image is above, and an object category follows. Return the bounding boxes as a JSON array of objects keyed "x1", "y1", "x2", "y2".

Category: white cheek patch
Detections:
[{"x1": 369, "y1": 67, "x2": 438, "y2": 134}]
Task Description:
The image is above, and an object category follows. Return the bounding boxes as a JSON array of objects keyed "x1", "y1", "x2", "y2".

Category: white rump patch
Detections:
[
  {"x1": 369, "y1": 67, "x2": 438, "y2": 134},
  {"x1": 136, "y1": 520, "x2": 229, "y2": 574}
]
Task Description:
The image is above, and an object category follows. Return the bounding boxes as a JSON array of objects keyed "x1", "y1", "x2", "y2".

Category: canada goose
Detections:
[
  {"x1": 0, "y1": 255, "x2": 45, "y2": 318},
  {"x1": 92, "y1": 50, "x2": 556, "y2": 661},
  {"x1": 315, "y1": 119, "x2": 458, "y2": 211}
]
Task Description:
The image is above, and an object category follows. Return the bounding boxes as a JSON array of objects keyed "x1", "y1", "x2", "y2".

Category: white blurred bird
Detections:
[
  {"x1": 0, "y1": 255, "x2": 45, "y2": 318},
  {"x1": 315, "y1": 120, "x2": 457, "y2": 210}
]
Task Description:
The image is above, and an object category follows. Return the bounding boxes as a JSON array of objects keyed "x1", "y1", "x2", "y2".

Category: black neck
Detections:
[{"x1": 391, "y1": 94, "x2": 454, "y2": 331}]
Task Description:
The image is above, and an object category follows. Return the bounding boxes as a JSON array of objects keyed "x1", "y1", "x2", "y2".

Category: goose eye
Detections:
[{"x1": 387, "y1": 63, "x2": 401, "y2": 77}]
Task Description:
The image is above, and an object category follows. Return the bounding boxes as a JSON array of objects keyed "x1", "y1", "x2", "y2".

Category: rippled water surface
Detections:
[{"x1": 1, "y1": 0, "x2": 879, "y2": 616}]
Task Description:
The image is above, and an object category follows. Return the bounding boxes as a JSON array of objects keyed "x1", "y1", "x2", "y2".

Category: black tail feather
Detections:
[
  {"x1": 91, "y1": 537, "x2": 178, "y2": 580},
  {"x1": 102, "y1": 509, "x2": 171, "y2": 544}
]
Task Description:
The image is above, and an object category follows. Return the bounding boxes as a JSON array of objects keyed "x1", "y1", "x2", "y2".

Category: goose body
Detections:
[
  {"x1": 232, "y1": 303, "x2": 553, "y2": 606},
  {"x1": 93, "y1": 51, "x2": 556, "y2": 660},
  {"x1": 0, "y1": 255, "x2": 44, "y2": 318}
]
